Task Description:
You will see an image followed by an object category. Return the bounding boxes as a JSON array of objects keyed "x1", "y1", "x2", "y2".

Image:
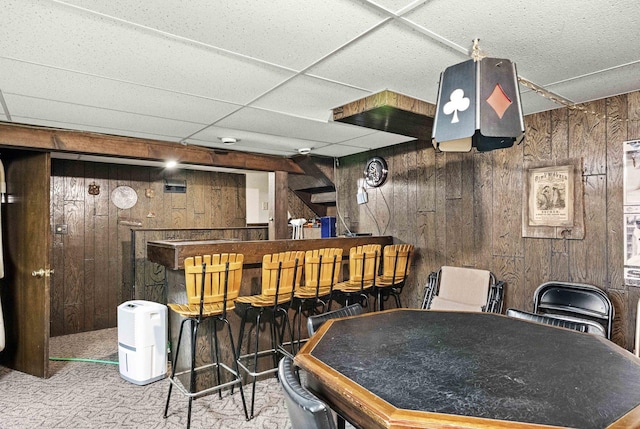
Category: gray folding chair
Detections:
[
  {"x1": 506, "y1": 308, "x2": 590, "y2": 333},
  {"x1": 533, "y1": 281, "x2": 614, "y2": 339},
  {"x1": 422, "y1": 266, "x2": 504, "y2": 313}
]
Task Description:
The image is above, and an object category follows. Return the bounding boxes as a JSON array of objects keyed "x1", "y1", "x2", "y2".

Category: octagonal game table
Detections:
[{"x1": 294, "y1": 309, "x2": 640, "y2": 429}]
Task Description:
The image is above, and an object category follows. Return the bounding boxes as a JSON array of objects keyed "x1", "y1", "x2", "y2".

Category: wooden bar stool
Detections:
[
  {"x1": 163, "y1": 254, "x2": 248, "y2": 429},
  {"x1": 371, "y1": 244, "x2": 414, "y2": 311},
  {"x1": 235, "y1": 250, "x2": 304, "y2": 419},
  {"x1": 291, "y1": 247, "x2": 343, "y2": 352},
  {"x1": 330, "y1": 244, "x2": 381, "y2": 310}
]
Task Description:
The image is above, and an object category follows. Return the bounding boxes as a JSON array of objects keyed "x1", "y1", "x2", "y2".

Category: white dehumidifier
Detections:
[{"x1": 117, "y1": 300, "x2": 168, "y2": 385}]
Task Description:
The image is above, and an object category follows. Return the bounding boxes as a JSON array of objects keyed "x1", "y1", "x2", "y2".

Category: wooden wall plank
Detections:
[
  {"x1": 523, "y1": 111, "x2": 551, "y2": 162},
  {"x1": 492, "y1": 145, "x2": 524, "y2": 257},
  {"x1": 494, "y1": 256, "x2": 524, "y2": 311},
  {"x1": 569, "y1": 175, "x2": 607, "y2": 285},
  {"x1": 629, "y1": 92, "x2": 640, "y2": 138},
  {"x1": 445, "y1": 152, "x2": 462, "y2": 200},
  {"x1": 416, "y1": 142, "x2": 436, "y2": 213},
  {"x1": 405, "y1": 143, "x2": 418, "y2": 240},
  {"x1": 570, "y1": 100, "x2": 606, "y2": 175},
  {"x1": 607, "y1": 95, "x2": 628, "y2": 290},
  {"x1": 551, "y1": 108, "x2": 570, "y2": 160},
  {"x1": 473, "y1": 151, "x2": 493, "y2": 270},
  {"x1": 393, "y1": 146, "x2": 410, "y2": 238},
  {"x1": 459, "y1": 153, "x2": 475, "y2": 267}
]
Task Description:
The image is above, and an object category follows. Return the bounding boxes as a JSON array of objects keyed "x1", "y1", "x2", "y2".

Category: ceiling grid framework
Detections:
[{"x1": 0, "y1": 0, "x2": 639, "y2": 159}]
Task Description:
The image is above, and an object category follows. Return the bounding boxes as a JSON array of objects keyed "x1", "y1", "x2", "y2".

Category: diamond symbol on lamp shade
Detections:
[{"x1": 486, "y1": 84, "x2": 512, "y2": 119}]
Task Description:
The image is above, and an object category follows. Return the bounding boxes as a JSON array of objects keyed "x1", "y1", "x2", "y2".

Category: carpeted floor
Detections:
[{"x1": 0, "y1": 328, "x2": 292, "y2": 429}]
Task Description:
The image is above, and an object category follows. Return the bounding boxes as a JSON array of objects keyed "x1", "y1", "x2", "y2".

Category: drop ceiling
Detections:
[{"x1": 1, "y1": 0, "x2": 639, "y2": 159}]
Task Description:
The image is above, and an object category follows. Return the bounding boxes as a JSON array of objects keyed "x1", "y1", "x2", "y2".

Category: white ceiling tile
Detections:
[
  {"x1": 308, "y1": 20, "x2": 464, "y2": 103},
  {"x1": 543, "y1": 63, "x2": 640, "y2": 105},
  {"x1": 187, "y1": 125, "x2": 329, "y2": 157},
  {"x1": 312, "y1": 143, "x2": 371, "y2": 158},
  {"x1": 251, "y1": 75, "x2": 372, "y2": 122},
  {"x1": 405, "y1": 0, "x2": 640, "y2": 86},
  {"x1": 519, "y1": 90, "x2": 564, "y2": 115},
  {"x1": 57, "y1": 0, "x2": 390, "y2": 70},
  {"x1": 6, "y1": 94, "x2": 207, "y2": 140},
  {"x1": 0, "y1": 58, "x2": 242, "y2": 124},
  {"x1": 215, "y1": 107, "x2": 373, "y2": 143},
  {"x1": 0, "y1": 0, "x2": 294, "y2": 104},
  {"x1": 338, "y1": 130, "x2": 416, "y2": 149}
]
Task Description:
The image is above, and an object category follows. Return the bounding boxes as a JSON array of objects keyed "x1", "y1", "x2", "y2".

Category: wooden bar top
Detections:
[{"x1": 147, "y1": 236, "x2": 394, "y2": 270}]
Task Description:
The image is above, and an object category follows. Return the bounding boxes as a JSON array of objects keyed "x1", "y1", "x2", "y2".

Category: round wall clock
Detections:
[
  {"x1": 364, "y1": 156, "x2": 388, "y2": 187},
  {"x1": 111, "y1": 185, "x2": 138, "y2": 209}
]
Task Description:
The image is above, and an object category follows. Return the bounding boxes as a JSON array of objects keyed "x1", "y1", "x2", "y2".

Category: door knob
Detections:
[{"x1": 31, "y1": 269, "x2": 54, "y2": 278}]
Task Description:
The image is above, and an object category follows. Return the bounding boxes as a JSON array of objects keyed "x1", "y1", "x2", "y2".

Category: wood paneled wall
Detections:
[
  {"x1": 49, "y1": 160, "x2": 247, "y2": 336},
  {"x1": 336, "y1": 90, "x2": 640, "y2": 350}
]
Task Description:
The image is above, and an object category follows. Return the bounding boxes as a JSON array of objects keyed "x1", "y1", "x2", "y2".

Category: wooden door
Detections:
[{"x1": 1, "y1": 150, "x2": 51, "y2": 377}]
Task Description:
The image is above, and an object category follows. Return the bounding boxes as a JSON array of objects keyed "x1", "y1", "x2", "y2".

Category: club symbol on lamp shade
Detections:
[{"x1": 443, "y1": 89, "x2": 470, "y2": 124}]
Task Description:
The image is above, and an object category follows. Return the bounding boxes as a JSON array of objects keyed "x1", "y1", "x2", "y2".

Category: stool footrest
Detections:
[{"x1": 167, "y1": 362, "x2": 242, "y2": 399}]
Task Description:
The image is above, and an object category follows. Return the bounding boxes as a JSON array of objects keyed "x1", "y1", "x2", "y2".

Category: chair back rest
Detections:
[
  {"x1": 304, "y1": 248, "x2": 343, "y2": 288},
  {"x1": 506, "y1": 308, "x2": 589, "y2": 333},
  {"x1": 307, "y1": 304, "x2": 363, "y2": 336},
  {"x1": 278, "y1": 357, "x2": 337, "y2": 429},
  {"x1": 348, "y1": 244, "x2": 381, "y2": 283},
  {"x1": 533, "y1": 281, "x2": 614, "y2": 339},
  {"x1": 261, "y1": 251, "x2": 305, "y2": 296},
  {"x1": 437, "y1": 266, "x2": 491, "y2": 307},
  {"x1": 381, "y1": 244, "x2": 414, "y2": 280},
  {"x1": 184, "y1": 254, "x2": 244, "y2": 306}
]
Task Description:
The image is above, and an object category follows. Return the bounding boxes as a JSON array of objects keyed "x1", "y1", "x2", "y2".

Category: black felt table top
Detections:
[{"x1": 308, "y1": 310, "x2": 640, "y2": 429}]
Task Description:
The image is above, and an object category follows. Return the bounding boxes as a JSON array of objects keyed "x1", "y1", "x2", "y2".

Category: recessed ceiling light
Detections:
[
  {"x1": 165, "y1": 160, "x2": 177, "y2": 169},
  {"x1": 298, "y1": 147, "x2": 312, "y2": 155},
  {"x1": 219, "y1": 137, "x2": 239, "y2": 145}
]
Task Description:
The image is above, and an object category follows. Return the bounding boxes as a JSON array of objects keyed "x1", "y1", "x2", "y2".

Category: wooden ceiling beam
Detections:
[{"x1": 0, "y1": 122, "x2": 304, "y2": 174}]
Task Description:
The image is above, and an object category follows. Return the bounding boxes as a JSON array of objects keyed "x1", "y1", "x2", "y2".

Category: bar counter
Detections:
[{"x1": 147, "y1": 235, "x2": 393, "y2": 269}]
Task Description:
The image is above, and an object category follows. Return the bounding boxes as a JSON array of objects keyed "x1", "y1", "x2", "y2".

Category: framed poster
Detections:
[
  {"x1": 521, "y1": 158, "x2": 584, "y2": 240},
  {"x1": 623, "y1": 139, "x2": 640, "y2": 285},
  {"x1": 527, "y1": 165, "x2": 574, "y2": 227}
]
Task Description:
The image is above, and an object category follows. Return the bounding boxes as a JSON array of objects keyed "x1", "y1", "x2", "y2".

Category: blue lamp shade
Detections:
[{"x1": 431, "y1": 57, "x2": 525, "y2": 152}]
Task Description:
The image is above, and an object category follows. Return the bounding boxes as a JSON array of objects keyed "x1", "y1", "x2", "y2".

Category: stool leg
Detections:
[
  {"x1": 277, "y1": 307, "x2": 295, "y2": 357},
  {"x1": 187, "y1": 319, "x2": 199, "y2": 429},
  {"x1": 294, "y1": 302, "x2": 303, "y2": 353},
  {"x1": 223, "y1": 317, "x2": 249, "y2": 420},
  {"x1": 236, "y1": 307, "x2": 248, "y2": 362},
  {"x1": 164, "y1": 317, "x2": 188, "y2": 419},
  {"x1": 211, "y1": 319, "x2": 222, "y2": 400},
  {"x1": 269, "y1": 310, "x2": 280, "y2": 370},
  {"x1": 249, "y1": 310, "x2": 263, "y2": 419}
]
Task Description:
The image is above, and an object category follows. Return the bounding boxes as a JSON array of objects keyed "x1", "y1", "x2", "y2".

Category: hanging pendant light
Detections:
[{"x1": 432, "y1": 39, "x2": 525, "y2": 152}]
